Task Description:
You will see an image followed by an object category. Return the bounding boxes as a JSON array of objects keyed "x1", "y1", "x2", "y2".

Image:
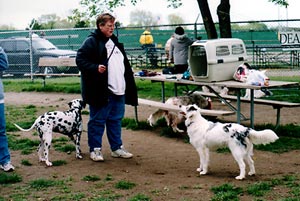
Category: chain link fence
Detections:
[{"x1": 0, "y1": 19, "x2": 300, "y2": 79}]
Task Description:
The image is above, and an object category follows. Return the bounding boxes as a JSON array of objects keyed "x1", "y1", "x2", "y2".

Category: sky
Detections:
[{"x1": 0, "y1": 0, "x2": 299, "y2": 30}]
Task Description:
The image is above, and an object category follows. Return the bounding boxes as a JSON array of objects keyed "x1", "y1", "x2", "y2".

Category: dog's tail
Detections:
[
  {"x1": 249, "y1": 129, "x2": 279, "y2": 145},
  {"x1": 14, "y1": 119, "x2": 38, "y2": 132},
  {"x1": 147, "y1": 109, "x2": 167, "y2": 126}
]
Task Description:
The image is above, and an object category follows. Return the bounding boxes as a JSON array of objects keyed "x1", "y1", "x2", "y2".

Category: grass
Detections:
[
  {"x1": 0, "y1": 172, "x2": 22, "y2": 184},
  {"x1": 29, "y1": 178, "x2": 63, "y2": 190},
  {"x1": 51, "y1": 160, "x2": 67, "y2": 166},
  {"x1": 1, "y1": 76, "x2": 300, "y2": 200},
  {"x1": 211, "y1": 174, "x2": 300, "y2": 200},
  {"x1": 82, "y1": 175, "x2": 101, "y2": 182},
  {"x1": 115, "y1": 180, "x2": 136, "y2": 190},
  {"x1": 5, "y1": 104, "x2": 38, "y2": 132},
  {"x1": 7, "y1": 135, "x2": 40, "y2": 154},
  {"x1": 128, "y1": 194, "x2": 151, "y2": 201},
  {"x1": 247, "y1": 181, "x2": 272, "y2": 196},
  {"x1": 211, "y1": 183, "x2": 243, "y2": 201},
  {"x1": 21, "y1": 159, "x2": 32, "y2": 166},
  {"x1": 3, "y1": 77, "x2": 81, "y2": 93}
]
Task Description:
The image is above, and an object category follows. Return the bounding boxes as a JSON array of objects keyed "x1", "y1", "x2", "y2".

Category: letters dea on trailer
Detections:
[{"x1": 279, "y1": 32, "x2": 300, "y2": 45}]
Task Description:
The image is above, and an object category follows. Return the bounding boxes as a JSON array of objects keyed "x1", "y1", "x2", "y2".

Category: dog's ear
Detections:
[
  {"x1": 188, "y1": 105, "x2": 198, "y2": 112},
  {"x1": 68, "y1": 101, "x2": 72, "y2": 108},
  {"x1": 80, "y1": 100, "x2": 86, "y2": 108}
]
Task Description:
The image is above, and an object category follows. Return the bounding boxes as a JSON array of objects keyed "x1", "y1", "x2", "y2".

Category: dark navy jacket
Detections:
[{"x1": 76, "y1": 29, "x2": 138, "y2": 107}]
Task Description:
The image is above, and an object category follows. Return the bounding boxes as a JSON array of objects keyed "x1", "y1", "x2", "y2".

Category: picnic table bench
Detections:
[
  {"x1": 194, "y1": 91, "x2": 300, "y2": 128},
  {"x1": 135, "y1": 98, "x2": 235, "y2": 122},
  {"x1": 33, "y1": 57, "x2": 80, "y2": 86}
]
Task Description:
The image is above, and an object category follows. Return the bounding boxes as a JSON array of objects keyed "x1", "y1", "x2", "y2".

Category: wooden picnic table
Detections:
[{"x1": 135, "y1": 74, "x2": 299, "y2": 128}]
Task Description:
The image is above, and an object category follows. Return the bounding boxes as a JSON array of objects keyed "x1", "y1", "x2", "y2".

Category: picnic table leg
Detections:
[
  {"x1": 134, "y1": 105, "x2": 139, "y2": 123},
  {"x1": 274, "y1": 107, "x2": 281, "y2": 129},
  {"x1": 161, "y1": 82, "x2": 165, "y2": 103},
  {"x1": 250, "y1": 89, "x2": 254, "y2": 128},
  {"x1": 151, "y1": 80, "x2": 165, "y2": 102},
  {"x1": 236, "y1": 90, "x2": 241, "y2": 124},
  {"x1": 205, "y1": 86, "x2": 247, "y2": 122},
  {"x1": 43, "y1": 76, "x2": 46, "y2": 87}
]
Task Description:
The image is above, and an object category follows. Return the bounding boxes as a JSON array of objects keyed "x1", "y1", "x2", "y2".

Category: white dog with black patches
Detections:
[
  {"x1": 14, "y1": 99, "x2": 85, "y2": 167},
  {"x1": 180, "y1": 104, "x2": 279, "y2": 180}
]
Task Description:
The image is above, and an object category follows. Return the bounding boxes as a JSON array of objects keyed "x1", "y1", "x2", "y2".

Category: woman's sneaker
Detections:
[
  {"x1": 111, "y1": 146, "x2": 133, "y2": 158},
  {"x1": 90, "y1": 148, "x2": 104, "y2": 161},
  {"x1": 0, "y1": 162, "x2": 15, "y2": 172}
]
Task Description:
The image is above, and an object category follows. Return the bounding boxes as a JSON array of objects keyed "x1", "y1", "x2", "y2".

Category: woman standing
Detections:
[{"x1": 76, "y1": 13, "x2": 138, "y2": 162}]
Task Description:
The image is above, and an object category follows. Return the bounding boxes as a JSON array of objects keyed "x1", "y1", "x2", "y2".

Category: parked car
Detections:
[{"x1": 0, "y1": 36, "x2": 78, "y2": 76}]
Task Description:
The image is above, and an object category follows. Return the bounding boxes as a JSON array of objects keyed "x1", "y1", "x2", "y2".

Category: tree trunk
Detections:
[
  {"x1": 197, "y1": 0, "x2": 218, "y2": 39},
  {"x1": 217, "y1": 0, "x2": 232, "y2": 38}
]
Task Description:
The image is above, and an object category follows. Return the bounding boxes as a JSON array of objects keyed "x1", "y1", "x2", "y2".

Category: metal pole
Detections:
[
  {"x1": 194, "y1": 13, "x2": 200, "y2": 39},
  {"x1": 29, "y1": 30, "x2": 33, "y2": 81},
  {"x1": 29, "y1": 20, "x2": 36, "y2": 82},
  {"x1": 250, "y1": 29, "x2": 254, "y2": 65}
]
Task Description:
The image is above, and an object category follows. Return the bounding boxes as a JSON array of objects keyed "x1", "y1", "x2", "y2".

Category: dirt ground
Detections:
[{"x1": 2, "y1": 92, "x2": 300, "y2": 200}]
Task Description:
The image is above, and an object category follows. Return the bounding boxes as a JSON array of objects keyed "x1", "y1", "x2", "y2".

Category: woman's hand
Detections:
[{"x1": 98, "y1": 65, "x2": 107, "y2": 73}]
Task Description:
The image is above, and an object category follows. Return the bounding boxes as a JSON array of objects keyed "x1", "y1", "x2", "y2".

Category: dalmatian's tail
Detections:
[{"x1": 14, "y1": 118, "x2": 39, "y2": 132}]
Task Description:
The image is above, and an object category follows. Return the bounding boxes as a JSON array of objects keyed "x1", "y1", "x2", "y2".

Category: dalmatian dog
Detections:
[{"x1": 14, "y1": 99, "x2": 85, "y2": 167}]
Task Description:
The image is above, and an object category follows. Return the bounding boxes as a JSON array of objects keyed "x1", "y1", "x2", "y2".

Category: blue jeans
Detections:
[
  {"x1": 88, "y1": 94, "x2": 125, "y2": 152},
  {"x1": 0, "y1": 103, "x2": 11, "y2": 165}
]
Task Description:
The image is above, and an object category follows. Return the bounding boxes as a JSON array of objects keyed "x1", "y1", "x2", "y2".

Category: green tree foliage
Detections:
[
  {"x1": 0, "y1": 25, "x2": 17, "y2": 31},
  {"x1": 27, "y1": 14, "x2": 75, "y2": 30},
  {"x1": 270, "y1": 0, "x2": 289, "y2": 7},
  {"x1": 129, "y1": 10, "x2": 158, "y2": 26},
  {"x1": 70, "y1": 0, "x2": 289, "y2": 32},
  {"x1": 68, "y1": 0, "x2": 114, "y2": 28},
  {"x1": 167, "y1": 14, "x2": 184, "y2": 25}
]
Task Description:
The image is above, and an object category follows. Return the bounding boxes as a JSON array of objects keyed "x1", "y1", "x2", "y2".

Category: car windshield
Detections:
[{"x1": 33, "y1": 39, "x2": 57, "y2": 50}]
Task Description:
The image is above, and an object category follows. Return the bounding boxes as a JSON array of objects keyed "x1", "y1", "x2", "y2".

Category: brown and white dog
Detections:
[{"x1": 147, "y1": 93, "x2": 211, "y2": 132}]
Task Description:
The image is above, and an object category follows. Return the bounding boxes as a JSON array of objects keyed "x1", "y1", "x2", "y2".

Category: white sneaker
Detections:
[
  {"x1": 90, "y1": 148, "x2": 104, "y2": 161},
  {"x1": 111, "y1": 146, "x2": 133, "y2": 158},
  {"x1": 0, "y1": 162, "x2": 15, "y2": 172}
]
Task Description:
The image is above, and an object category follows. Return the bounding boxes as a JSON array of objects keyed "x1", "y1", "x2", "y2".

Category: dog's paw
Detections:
[
  {"x1": 148, "y1": 121, "x2": 154, "y2": 127},
  {"x1": 235, "y1": 175, "x2": 245, "y2": 180},
  {"x1": 196, "y1": 168, "x2": 201, "y2": 172},
  {"x1": 248, "y1": 171, "x2": 255, "y2": 176},
  {"x1": 45, "y1": 161, "x2": 53, "y2": 167},
  {"x1": 174, "y1": 128, "x2": 185, "y2": 133},
  {"x1": 76, "y1": 154, "x2": 83, "y2": 159},
  {"x1": 147, "y1": 116, "x2": 154, "y2": 126},
  {"x1": 39, "y1": 158, "x2": 46, "y2": 162},
  {"x1": 199, "y1": 171, "x2": 207, "y2": 175}
]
